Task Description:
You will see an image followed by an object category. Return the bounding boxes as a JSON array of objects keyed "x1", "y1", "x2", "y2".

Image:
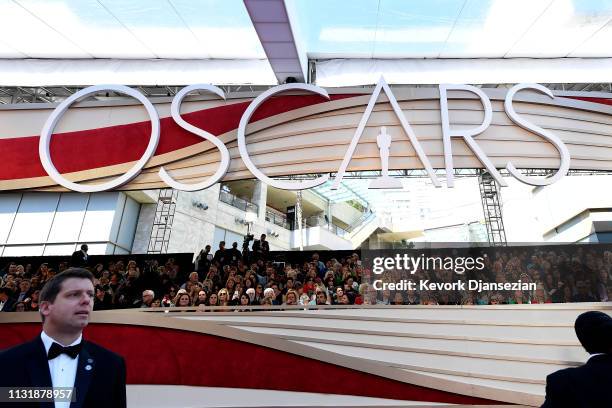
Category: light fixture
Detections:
[
  {"x1": 191, "y1": 199, "x2": 208, "y2": 210},
  {"x1": 267, "y1": 228, "x2": 280, "y2": 238},
  {"x1": 245, "y1": 211, "x2": 258, "y2": 223}
]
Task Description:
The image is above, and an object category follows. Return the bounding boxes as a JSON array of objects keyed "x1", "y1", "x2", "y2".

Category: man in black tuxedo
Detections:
[
  {"x1": 70, "y1": 244, "x2": 89, "y2": 268},
  {"x1": 541, "y1": 310, "x2": 612, "y2": 407},
  {"x1": 0, "y1": 268, "x2": 126, "y2": 407},
  {"x1": 0, "y1": 287, "x2": 16, "y2": 312},
  {"x1": 251, "y1": 234, "x2": 270, "y2": 262}
]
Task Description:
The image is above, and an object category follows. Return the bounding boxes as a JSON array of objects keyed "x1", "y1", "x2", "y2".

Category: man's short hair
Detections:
[
  {"x1": 39, "y1": 268, "x2": 94, "y2": 304},
  {"x1": 143, "y1": 290, "x2": 155, "y2": 297},
  {"x1": 575, "y1": 311, "x2": 612, "y2": 354}
]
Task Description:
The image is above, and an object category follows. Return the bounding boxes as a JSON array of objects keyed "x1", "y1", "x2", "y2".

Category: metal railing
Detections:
[
  {"x1": 301, "y1": 215, "x2": 348, "y2": 237},
  {"x1": 219, "y1": 190, "x2": 259, "y2": 214},
  {"x1": 265, "y1": 208, "x2": 290, "y2": 229}
]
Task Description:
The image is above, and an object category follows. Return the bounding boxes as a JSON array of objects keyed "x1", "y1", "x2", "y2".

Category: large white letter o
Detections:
[{"x1": 39, "y1": 85, "x2": 160, "y2": 193}]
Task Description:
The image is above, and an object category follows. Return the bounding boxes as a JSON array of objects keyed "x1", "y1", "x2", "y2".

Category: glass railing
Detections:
[
  {"x1": 265, "y1": 208, "x2": 290, "y2": 229},
  {"x1": 219, "y1": 190, "x2": 259, "y2": 214},
  {"x1": 300, "y1": 215, "x2": 348, "y2": 237}
]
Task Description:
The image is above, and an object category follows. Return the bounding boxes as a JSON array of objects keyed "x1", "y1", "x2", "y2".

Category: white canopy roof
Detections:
[{"x1": 0, "y1": 0, "x2": 611, "y2": 86}]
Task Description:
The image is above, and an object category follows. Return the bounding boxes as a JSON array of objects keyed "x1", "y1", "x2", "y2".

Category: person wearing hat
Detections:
[
  {"x1": 0, "y1": 268, "x2": 126, "y2": 407},
  {"x1": 541, "y1": 311, "x2": 612, "y2": 407}
]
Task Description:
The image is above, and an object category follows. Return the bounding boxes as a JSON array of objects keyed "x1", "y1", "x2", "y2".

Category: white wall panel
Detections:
[
  {"x1": 225, "y1": 230, "x2": 244, "y2": 248},
  {"x1": 116, "y1": 196, "x2": 140, "y2": 251},
  {"x1": 7, "y1": 193, "x2": 59, "y2": 244},
  {"x1": 113, "y1": 246, "x2": 129, "y2": 255},
  {"x1": 0, "y1": 193, "x2": 21, "y2": 243},
  {"x1": 85, "y1": 243, "x2": 112, "y2": 255},
  {"x1": 47, "y1": 193, "x2": 89, "y2": 243},
  {"x1": 79, "y1": 192, "x2": 119, "y2": 242},
  {"x1": 212, "y1": 227, "x2": 226, "y2": 251},
  {"x1": 108, "y1": 193, "x2": 126, "y2": 245},
  {"x1": 43, "y1": 243, "x2": 77, "y2": 256},
  {"x1": 3, "y1": 244, "x2": 44, "y2": 256},
  {"x1": 0, "y1": 192, "x2": 139, "y2": 256}
]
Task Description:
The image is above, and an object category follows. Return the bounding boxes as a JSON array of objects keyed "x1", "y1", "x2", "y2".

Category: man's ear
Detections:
[{"x1": 39, "y1": 301, "x2": 52, "y2": 321}]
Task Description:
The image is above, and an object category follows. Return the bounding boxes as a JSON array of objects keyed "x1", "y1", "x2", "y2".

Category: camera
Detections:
[{"x1": 243, "y1": 234, "x2": 254, "y2": 250}]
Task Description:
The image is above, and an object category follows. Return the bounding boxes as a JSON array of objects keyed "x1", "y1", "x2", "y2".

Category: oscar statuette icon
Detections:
[{"x1": 369, "y1": 126, "x2": 403, "y2": 189}]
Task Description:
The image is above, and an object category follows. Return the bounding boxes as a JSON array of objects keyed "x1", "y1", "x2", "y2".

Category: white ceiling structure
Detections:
[{"x1": 0, "y1": 0, "x2": 611, "y2": 86}]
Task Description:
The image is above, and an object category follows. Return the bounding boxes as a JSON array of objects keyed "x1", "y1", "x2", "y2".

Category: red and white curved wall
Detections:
[{"x1": 2, "y1": 304, "x2": 610, "y2": 407}]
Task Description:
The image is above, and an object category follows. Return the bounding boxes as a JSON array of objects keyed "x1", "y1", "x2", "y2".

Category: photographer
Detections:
[
  {"x1": 228, "y1": 242, "x2": 243, "y2": 266},
  {"x1": 242, "y1": 233, "x2": 254, "y2": 264},
  {"x1": 213, "y1": 241, "x2": 228, "y2": 267},
  {"x1": 252, "y1": 234, "x2": 270, "y2": 262},
  {"x1": 195, "y1": 245, "x2": 213, "y2": 280}
]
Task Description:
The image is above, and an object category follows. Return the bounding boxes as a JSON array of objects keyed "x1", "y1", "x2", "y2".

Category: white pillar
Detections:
[{"x1": 253, "y1": 180, "x2": 268, "y2": 222}]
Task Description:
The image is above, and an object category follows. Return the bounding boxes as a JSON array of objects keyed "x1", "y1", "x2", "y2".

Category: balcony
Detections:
[
  {"x1": 265, "y1": 208, "x2": 290, "y2": 229},
  {"x1": 219, "y1": 190, "x2": 258, "y2": 214},
  {"x1": 302, "y1": 215, "x2": 348, "y2": 237}
]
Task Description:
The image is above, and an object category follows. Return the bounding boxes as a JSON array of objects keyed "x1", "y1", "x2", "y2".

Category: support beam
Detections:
[{"x1": 244, "y1": 0, "x2": 306, "y2": 84}]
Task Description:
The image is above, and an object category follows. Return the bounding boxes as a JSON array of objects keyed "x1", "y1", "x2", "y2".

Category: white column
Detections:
[{"x1": 253, "y1": 180, "x2": 268, "y2": 222}]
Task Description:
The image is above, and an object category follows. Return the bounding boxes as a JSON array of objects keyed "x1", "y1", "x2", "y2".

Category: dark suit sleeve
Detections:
[
  {"x1": 541, "y1": 371, "x2": 566, "y2": 408},
  {"x1": 114, "y1": 356, "x2": 127, "y2": 408}
]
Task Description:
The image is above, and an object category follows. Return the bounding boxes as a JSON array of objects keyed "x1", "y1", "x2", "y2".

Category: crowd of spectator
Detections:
[
  {"x1": 373, "y1": 245, "x2": 612, "y2": 305},
  {"x1": 0, "y1": 238, "x2": 610, "y2": 312}
]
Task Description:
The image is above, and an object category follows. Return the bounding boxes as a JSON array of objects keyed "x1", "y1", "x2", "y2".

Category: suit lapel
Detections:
[
  {"x1": 71, "y1": 342, "x2": 94, "y2": 408},
  {"x1": 26, "y1": 337, "x2": 54, "y2": 408}
]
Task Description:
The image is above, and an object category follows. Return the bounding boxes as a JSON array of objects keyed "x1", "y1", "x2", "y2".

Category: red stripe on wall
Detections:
[
  {"x1": 0, "y1": 322, "x2": 501, "y2": 405},
  {"x1": 0, "y1": 94, "x2": 356, "y2": 181},
  {"x1": 562, "y1": 96, "x2": 612, "y2": 106}
]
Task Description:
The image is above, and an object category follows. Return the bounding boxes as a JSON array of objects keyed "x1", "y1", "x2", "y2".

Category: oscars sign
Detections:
[{"x1": 37, "y1": 77, "x2": 571, "y2": 194}]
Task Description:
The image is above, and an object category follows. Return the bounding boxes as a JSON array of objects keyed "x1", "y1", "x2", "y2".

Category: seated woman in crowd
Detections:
[
  {"x1": 174, "y1": 293, "x2": 192, "y2": 308},
  {"x1": 25, "y1": 290, "x2": 41, "y2": 311},
  {"x1": 236, "y1": 293, "x2": 251, "y2": 312},
  {"x1": 194, "y1": 290, "x2": 207, "y2": 307},
  {"x1": 283, "y1": 289, "x2": 298, "y2": 306},
  {"x1": 207, "y1": 292, "x2": 218, "y2": 308},
  {"x1": 217, "y1": 288, "x2": 231, "y2": 311},
  {"x1": 391, "y1": 292, "x2": 404, "y2": 305}
]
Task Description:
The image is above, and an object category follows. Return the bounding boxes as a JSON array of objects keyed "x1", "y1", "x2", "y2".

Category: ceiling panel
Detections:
[
  {"x1": 506, "y1": 0, "x2": 612, "y2": 57},
  {"x1": 4, "y1": 0, "x2": 266, "y2": 60},
  {"x1": 569, "y1": 16, "x2": 612, "y2": 57},
  {"x1": 440, "y1": 0, "x2": 553, "y2": 58},
  {"x1": 0, "y1": 39, "x2": 27, "y2": 58},
  {"x1": 372, "y1": 0, "x2": 466, "y2": 58},
  {"x1": 97, "y1": 0, "x2": 207, "y2": 58},
  {"x1": 169, "y1": 0, "x2": 266, "y2": 59},
  {"x1": 0, "y1": 0, "x2": 89, "y2": 58},
  {"x1": 290, "y1": 0, "x2": 379, "y2": 58},
  {"x1": 16, "y1": 0, "x2": 155, "y2": 59}
]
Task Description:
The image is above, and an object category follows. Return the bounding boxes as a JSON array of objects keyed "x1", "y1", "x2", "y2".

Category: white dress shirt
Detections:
[
  {"x1": 40, "y1": 331, "x2": 82, "y2": 408},
  {"x1": 588, "y1": 352, "x2": 605, "y2": 360}
]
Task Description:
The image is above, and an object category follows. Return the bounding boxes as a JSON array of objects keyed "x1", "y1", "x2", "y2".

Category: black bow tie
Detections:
[{"x1": 48, "y1": 342, "x2": 82, "y2": 360}]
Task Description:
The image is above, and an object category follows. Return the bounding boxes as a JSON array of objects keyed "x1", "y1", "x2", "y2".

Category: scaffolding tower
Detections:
[
  {"x1": 478, "y1": 171, "x2": 507, "y2": 246},
  {"x1": 147, "y1": 189, "x2": 179, "y2": 254}
]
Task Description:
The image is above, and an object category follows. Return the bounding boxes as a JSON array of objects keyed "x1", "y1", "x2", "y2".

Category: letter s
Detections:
[
  {"x1": 159, "y1": 84, "x2": 231, "y2": 191},
  {"x1": 504, "y1": 83, "x2": 570, "y2": 186}
]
